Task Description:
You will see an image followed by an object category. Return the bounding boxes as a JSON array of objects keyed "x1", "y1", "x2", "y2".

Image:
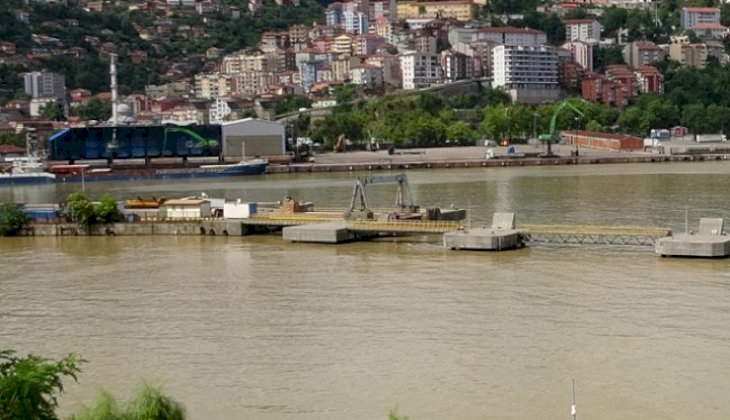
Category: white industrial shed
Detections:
[{"x1": 221, "y1": 118, "x2": 286, "y2": 159}]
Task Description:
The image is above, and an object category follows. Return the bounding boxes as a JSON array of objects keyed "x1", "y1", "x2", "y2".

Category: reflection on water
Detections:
[{"x1": 2, "y1": 162, "x2": 730, "y2": 419}]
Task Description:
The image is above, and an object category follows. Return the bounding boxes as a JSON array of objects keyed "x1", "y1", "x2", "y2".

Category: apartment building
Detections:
[
  {"x1": 400, "y1": 51, "x2": 442, "y2": 89},
  {"x1": 564, "y1": 19, "x2": 601, "y2": 43},
  {"x1": 634, "y1": 66, "x2": 663, "y2": 94},
  {"x1": 669, "y1": 42, "x2": 710, "y2": 69},
  {"x1": 492, "y1": 45, "x2": 559, "y2": 104},
  {"x1": 561, "y1": 41, "x2": 593, "y2": 71},
  {"x1": 476, "y1": 26, "x2": 548, "y2": 46},
  {"x1": 24, "y1": 71, "x2": 66, "y2": 101},
  {"x1": 622, "y1": 41, "x2": 665, "y2": 69},
  {"x1": 194, "y1": 73, "x2": 233, "y2": 99},
  {"x1": 440, "y1": 50, "x2": 472, "y2": 82},
  {"x1": 680, "y1": 7, "x2": 720, "y2": 30},
  {"x1": 397, "y1": 0, "x2": 477, "y2": 21},
  {"x1": 334, "y1": 34, "x2": 354, "y2": 56},
  {"x1": 350, "y1": 64, "x2": 384, "y2": 90}
]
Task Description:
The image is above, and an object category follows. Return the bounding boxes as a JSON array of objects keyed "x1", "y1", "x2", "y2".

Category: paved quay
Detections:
[{"x1": 265, "y1": 144, "x2": 727, "y2": 174}]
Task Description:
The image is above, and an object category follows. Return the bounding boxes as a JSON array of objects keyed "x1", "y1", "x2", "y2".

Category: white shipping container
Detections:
[{"x1": 224, "y1": 201, "x2": 257, "y2": 219}]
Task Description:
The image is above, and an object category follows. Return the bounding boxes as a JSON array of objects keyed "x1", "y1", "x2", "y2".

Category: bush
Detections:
[
  {"x1": 72, "y1": 383, "x2": 186, "y2": 420},
  {"x1": 0, "y1": 203, "x2": 29, "y2": 236}
]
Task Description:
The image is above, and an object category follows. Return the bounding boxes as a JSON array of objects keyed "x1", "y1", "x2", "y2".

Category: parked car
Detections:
[{"x1": 484, "y1": 139, "x2": 498, "y2": 147}]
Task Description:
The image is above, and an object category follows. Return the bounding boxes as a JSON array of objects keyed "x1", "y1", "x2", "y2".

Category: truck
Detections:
[
  {"x1": 643, "y1": 138, "x2": 665, "y2": 153},
  {"x1": 695, "y1": 134, "x2": 727, "y2": 143}
]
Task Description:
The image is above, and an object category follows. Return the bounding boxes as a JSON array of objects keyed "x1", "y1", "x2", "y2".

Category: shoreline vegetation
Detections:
[{"x1": 1, "y1": 348, "x2": 407, "y2": 420}]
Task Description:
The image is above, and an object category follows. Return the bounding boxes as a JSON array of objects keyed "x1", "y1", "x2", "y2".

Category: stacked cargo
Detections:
[{"x1": 562, "y1": 130, "x2": 643, "y2": 151}]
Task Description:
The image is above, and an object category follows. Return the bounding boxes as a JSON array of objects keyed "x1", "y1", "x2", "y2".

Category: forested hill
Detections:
[{"x1": 0, "y1": 0, "x2": 326, "y2": 103}]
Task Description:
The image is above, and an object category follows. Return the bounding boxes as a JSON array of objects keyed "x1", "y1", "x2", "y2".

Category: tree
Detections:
[
  {"x1": 0, "y1": 350, "x2": 83, "y2": 420},
  {"x1": 95, "y1": 194, "x2": 120, "y2": 225},
  {"x1": 69, "y1": 97, "x2": 112, "y2": 122},
  {"x1": 0, "y1": 204, "x2": 29, "y2": 236},
  {"x1": 39, "y1": 102, "x2": 62, "y2": 121},
  {"x1": 65, "y1": 191, "x2": 96, "y2": 227}
]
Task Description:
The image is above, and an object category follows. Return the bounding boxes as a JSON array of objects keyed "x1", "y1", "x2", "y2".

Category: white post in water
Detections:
[
  {"x1": 685, "y1": 206, "x2": 689, "y2": 235},
  {"x1": 571, "y1": 379, "x2": 577, "y2": 420},
  {"x1": 241, "y1": 141, "x2": 246, "y2": 161}
]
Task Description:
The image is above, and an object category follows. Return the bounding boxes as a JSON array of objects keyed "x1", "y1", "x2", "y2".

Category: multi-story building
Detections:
[
  {"x1": 350, "y1": 64, "x2": 384, "y2": 90},
  {"x1": 669, "y1": 42, "x2": 710, "y2": 69},
  {"x1": 581, "y1": 73, "x2": 630, "y2": 108},
  {"x1": 288, "y1": 25, "x2": 311, "y2": 47},
  {"x1": 476, "y1": 26, "x2": 547, "y2": 46},
  {"x1": 622, "y1": 41, "x2": 665, "y2": 69},
  {"x1": 343, "y1": 10, "x2": 368, "y2": 35},
  {"x1": 634, "y1": 66, "x2": 663, "y2": 94},
  {"x1": 232, "y1": 71, "x2": 278, "y2": 96},
  {"x1": 400, "y1": 51, "x2": 442, "y2": 89},
  {"x1": 564, "y1": 19, "x2": 601, "y2": 43},
  {"x1": 366, "y1": 53, "x2": 402, "y2": 88},
  {"x1": 334, "y1": 34, "x2": 354, "y2": 56},
  {"x1": 559, "y1": 61, "x2": 585, "y2": 91},
  {"x1": 492, "y1": 45, "x2": 559, "y2": 104},
  {"x1": 413, "y1": 30, "x2": 438, "y2": 54},
  {"x1": 353, "y1": 34, "x2": 386, "y2": 56},
  {"x1": 299, "y1": 60, "x2": 324, "y2": 91},
  {"x1": 326, "y1": 2, "x2": 343, "y2": 26},
  {"x1": 693, "y1": 23, "x2": 729, "y2": 40},
  {"x1": 440, "y1": 50, "x2": 472, "y2": 82},
  {"x1": 194, "y1": 73, "x2": 233, "y2": 99},
  {"x1": 680, "y1": 7, "x2": 720, "y2": 30},
  {"x1": 23, "y1": 71, "x2": 66, "y2": 101},
  {"x1": 706, "y1": 41, "x2": 729, "y2": 65},
  {"x1": 397, "y1": 0, "x2": 477, "y2": 21},
  {"x1": 562, "y1": 41, "x2": 593, "y2": 71},
  {"x1": 260, "y1": 32, "x2": 290, "y2": 51}
]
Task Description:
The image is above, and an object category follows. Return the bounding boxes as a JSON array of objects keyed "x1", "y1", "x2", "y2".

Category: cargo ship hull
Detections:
[
  {"x1": 50, "y1": 160, "x2": 268, "y2": 183},
  {"x1": 0, "y1": 173, "x2": 57, "y2": 186}
]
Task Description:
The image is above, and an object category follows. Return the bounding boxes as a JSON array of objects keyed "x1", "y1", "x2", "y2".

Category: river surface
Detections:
[{"x1": 2, "y1": 162, "x2": 730, "y2": 419}]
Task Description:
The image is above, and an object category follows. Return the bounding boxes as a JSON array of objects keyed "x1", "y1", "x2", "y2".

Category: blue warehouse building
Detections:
[{"x1": 48, "y1": 124, "x2": 223, "y2": 162}]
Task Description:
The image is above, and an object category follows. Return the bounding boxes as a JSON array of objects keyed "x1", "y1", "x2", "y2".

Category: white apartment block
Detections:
[
  {"x1": 681, "y1": 7, "x2": 720, "y2": 30},
  {"x1": 400, "y1": 51, "x2": 442, "y2": 90},
  {"x1": 564, "y1": 19, "x2": 601, "y2": 43},
  {"x1": 492, "y1": 45, "x2": 559, "y2": 104}
]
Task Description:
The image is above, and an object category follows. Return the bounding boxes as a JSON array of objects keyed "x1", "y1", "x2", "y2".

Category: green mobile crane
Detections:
[{"x1": 538, "y1": 99, "x2": 585, "y2": 158}]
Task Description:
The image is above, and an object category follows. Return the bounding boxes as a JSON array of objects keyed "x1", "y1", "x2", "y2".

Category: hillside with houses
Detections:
[{"x1": 3, "y1": 0, "x2": 730, "y2": 148}]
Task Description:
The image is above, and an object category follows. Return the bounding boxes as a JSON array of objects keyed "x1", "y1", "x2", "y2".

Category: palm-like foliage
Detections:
[{"x1": 0, "y1": 350, "x2": 83, "y2": 420}]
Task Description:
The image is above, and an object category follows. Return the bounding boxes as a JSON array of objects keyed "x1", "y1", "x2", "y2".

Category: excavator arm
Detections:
[{"x1": 538, "y1": 100, "x2": 585, "y2": 157}]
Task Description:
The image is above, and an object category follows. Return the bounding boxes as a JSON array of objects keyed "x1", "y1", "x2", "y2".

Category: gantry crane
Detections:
[{"x1": 347, "y1": 174, "x2": 418, "y2": 219}]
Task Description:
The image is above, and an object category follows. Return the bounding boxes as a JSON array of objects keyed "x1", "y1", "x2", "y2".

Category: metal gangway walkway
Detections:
[{"x1": 519, "y1": 224, "x2": 672, "y2": 246}]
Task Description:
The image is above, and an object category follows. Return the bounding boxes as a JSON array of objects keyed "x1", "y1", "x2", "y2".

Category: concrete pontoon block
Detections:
[
  {"x1": 283, "y1": 222, "x2": 355, "y2": 243},
  {"x1": 443, "y1": 227, "x2": 522, "y2": 251},
  {"x1": 655, "y1": 234, "x2": 730, "y2": 258}
]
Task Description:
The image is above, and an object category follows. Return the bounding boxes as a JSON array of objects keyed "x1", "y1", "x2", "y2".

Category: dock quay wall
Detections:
[
  {"x1": 266, "y1": 154, "x2": 729, "y2": 174},
  {"x1": 22, "y1": 220, "x2": 249, "y2": 237}
]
